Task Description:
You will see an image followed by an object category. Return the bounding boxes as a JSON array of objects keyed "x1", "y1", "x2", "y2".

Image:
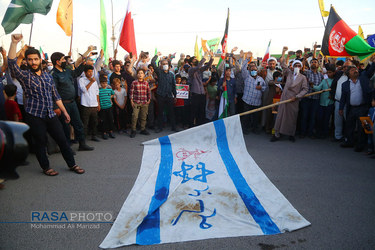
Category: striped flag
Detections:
[
  {"x1": 100, "y1": 115, "x2": 310, "y2": 248},
  {"x1": 218, "y1": 85, "x2": 228, "y2": 119},
  {"x1": 321, "y1": 6, "x2": 375, "y2": 60},
  {"x1": 220, "y1": 8, "x2": 229, "y2": 60},
  {"x1": 39, "y1": 47, "x2": 45, "y2": 60},
  {"x1": 262, "y1": 40, "x2": 271, "y2": 63}
]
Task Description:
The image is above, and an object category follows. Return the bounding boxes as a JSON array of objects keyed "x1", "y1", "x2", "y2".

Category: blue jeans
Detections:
[{"x1": 300, "y1": 98, "x2": 320, "y2": 136}]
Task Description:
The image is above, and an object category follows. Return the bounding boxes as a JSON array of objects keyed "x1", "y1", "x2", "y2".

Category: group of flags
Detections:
[{"x1": 1, "y1": 0, "x2": 137, "y2": 62}]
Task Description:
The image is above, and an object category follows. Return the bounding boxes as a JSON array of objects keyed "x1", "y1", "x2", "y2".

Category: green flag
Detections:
[
  {"x1": 207, "y1": 37, "x2": 221, "y2": 52},
  {"x1": 218, "y1": 85, "x2": 229, "y2": 119},
  {"x1": 100, "y1": 0, "x2": 108, "y2": 65},
  {"x1": 1, "y1": 0, "x2": 53, "y2": 34}
]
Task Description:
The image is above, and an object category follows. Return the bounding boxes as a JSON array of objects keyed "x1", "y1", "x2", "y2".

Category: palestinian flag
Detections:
[
  {"x1": 218, "y1": 85, "x2": 228, "y2": 119},
  {"x1": 322, "y1": 6, "x2": 375, "y2": 61},
  {"x1": 220, "y1": 8, "x2": 229, "y2": 60}
]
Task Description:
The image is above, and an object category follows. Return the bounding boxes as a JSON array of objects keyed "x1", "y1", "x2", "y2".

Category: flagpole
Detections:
[
  {"x1": 239, "y1": 89, "x2": 331, "y2": 117},
  {"x1": 318, "y1": 2, "x2": 326, "y2": 27},
  {"x1": 69, "y1": 23, "x2": 73, "y2": 56},
  {"x1": 29, "y1": 17, "x2": 34, "y2": 45}
]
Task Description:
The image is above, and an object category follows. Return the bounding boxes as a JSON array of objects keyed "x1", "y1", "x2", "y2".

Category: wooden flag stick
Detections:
[
  {"x1": 239, "y1": 89, "x2": 331, "y2": 117},
  {"x1": 69, "y1": 23, "x2": 73, "y2": 57},
  {"x1": 29, "y1": 20, "x2": 34, "y2": 45}
]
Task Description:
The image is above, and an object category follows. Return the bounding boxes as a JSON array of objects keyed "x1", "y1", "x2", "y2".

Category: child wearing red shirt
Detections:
[{"x1": 4, "y1": 84, "x2": 22, "y2": 121}]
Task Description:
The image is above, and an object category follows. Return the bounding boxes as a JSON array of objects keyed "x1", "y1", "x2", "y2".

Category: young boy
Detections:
[
  {"x1": 129, "y1": 69, "x2": 151, "y2": 138},
  {"x1": 313, "y1": 64, "x2": 335, "y2": 139},
  {"x1": 99, "y1": 75, "x2": 115, "y2": 139},
  {"x1": 113, "y1": 78, "x2": 127, "y2": 133},
  {"x1": 4, "y1": 84, "x2": 22, "y2": 121},
  {"x1": 174, "y1": 75, "x2": 185, "y2": 127}
]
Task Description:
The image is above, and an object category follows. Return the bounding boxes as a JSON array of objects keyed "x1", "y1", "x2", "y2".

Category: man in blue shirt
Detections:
[{"x1": 7, "y1": 34, "x2": 85, "y2": 176}]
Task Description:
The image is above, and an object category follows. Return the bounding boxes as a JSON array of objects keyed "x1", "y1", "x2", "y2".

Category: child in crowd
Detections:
[
  {"x1": 206, "y1": 76, "x2": 218, "y2": 121},
  {"x1": 99, "y1": 75, "x2": 115, "y2": 139},
  {"x1": 3, "y1": 84, "x2": 22, "y2": 121},
  {"x1": 366, "y1": 98, "x2": 375, "y2": 155},
  {"x1": 313, "y1": 64, "x2": 335, "y2": 139},
  {"x1": 113, "y1": 78, "x2": 127, "y2": 134},
  {"x1": 174, "y1": 75, "x2": 185, "y2": 127},
  {"x1": 181, "y1": 77, "x2": 190, "y2": 128},
  {"x1": 129, "y1": 69, "x2": 151, "y2": 138}
]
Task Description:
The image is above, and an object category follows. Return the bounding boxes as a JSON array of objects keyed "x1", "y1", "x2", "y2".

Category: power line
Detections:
[{"x1": 137, "y1": 23, "x2": 375, "y2": 35}]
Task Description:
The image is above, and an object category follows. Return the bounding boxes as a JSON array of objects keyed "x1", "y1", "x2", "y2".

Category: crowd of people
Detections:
[{"x1": 1, "y1": 34, "x2": 375, "y2": 177}]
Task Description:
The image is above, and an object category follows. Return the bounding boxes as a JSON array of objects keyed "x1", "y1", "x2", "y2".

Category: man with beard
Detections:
[
  {"x1": 188, "y1": 51, "x2": 214, "y2": 126},
  {"x1": 264, "y1": 56, "x2": 278, "y2": 133},
  {"x1": 7, "y1": 34, "x2": 85, "y2": 176},
  {"x1": 339, "y1": 61, "x2": 375, "y2": 152},
  {"x1": 51, "y1": 51, "x2": 94, "y2": 151},
  {"x1": 300, "y1": 57, "x2": 324, "y2": 138}
]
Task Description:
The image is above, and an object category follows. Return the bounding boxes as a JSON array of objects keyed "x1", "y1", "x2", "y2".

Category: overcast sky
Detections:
[{"x1": 0, "y1": 0, "x2": 374, "y2": 62}]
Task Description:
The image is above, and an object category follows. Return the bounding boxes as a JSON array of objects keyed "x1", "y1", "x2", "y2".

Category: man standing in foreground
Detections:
[{"x1": 7, "y1": 34, "x2": 85, "y2": 176}]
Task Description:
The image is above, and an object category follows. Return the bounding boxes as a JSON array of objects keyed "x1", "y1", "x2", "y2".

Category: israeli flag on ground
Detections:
[{"x1": 100, "y1": 115, "x2": 310, "y2": 248}]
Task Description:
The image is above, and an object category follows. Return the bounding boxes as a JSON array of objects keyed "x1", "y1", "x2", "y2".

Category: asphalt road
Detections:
[{"x1": 1, "y1": 126, "x2": 374, "y2": 250}]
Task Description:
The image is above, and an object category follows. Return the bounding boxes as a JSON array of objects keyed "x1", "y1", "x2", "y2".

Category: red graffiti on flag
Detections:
[{"x1": 176, "y1": 148, "x2": 210, "y2": 161}]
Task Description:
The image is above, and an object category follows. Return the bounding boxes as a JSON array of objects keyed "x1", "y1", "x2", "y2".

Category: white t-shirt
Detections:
[{"x1": 114, "y1": 87, "x2": 127, "y2": 106}]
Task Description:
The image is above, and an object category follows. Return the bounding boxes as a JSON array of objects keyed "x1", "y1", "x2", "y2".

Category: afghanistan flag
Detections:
[
  {"x1": 321, "y1": 6, "x2": 375, "y2": 61},
  {"x1": 1, "y1": 0, "x2": 53, "y2": 34},
  {"x1": 220, "y1": 8, "x2": 229, "y2": 60}
]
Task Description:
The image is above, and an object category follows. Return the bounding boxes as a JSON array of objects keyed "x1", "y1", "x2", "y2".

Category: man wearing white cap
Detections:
[
  {"x1": 271, "y1": 47, "x2": 308, "y2": 142},
  {"x1": 264, "y1": 56, "x2": 278, "y2": 133}
]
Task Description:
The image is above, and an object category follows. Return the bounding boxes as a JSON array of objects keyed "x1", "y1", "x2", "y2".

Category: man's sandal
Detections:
[
  {"x1": 43, "y1": 169, "x2": 59, "y2": 176},
  {"x1": 70, "y1": 165, "x2": 85, "y2": 174}
]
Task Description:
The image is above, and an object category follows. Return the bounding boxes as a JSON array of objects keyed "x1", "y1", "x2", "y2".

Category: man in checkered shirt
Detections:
[{"x1": 301, "y1": 57, "x2": 324, "y2": 138}]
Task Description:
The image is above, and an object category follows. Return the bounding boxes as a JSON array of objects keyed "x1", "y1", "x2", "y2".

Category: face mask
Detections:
[
  {"x1": 225, "y1": 64, "x2": 230, "y2": 68},
  {"x1": 294, "y1": 67, "x2": 300, "y2": 75},
  {"x1": 47, "y1": 66, "x2": 53, "y2": 71},
  {"x1": 60, "y1": 62, "x2": 67, "y2": 69},
  {"x1": 250, "y1": 70, "x2": 257, "y2": 76},
  {"x1": 277, "y1": 77, "x2": 283, "y2": 82},
  {"x1": 162, "y1": 65, "x2": 169, "y2": 71}
]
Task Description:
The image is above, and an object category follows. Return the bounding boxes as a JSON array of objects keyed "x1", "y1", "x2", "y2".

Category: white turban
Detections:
[
  {"x1": 267, "y1": 57, "x2": 277, "y2": 63},
  {"x1": 292, "y1": 60, "x2": 302, "y2": 67}
]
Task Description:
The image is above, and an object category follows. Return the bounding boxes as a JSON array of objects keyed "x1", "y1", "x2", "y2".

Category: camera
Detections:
[{"x1": 0, "y1": 121, "x2": 29, "y2": 179}]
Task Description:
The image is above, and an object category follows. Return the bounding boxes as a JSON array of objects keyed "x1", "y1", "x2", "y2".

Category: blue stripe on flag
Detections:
[
  {"x1": 213, "y1": 119, "x2": 281, "y2": 235},
  {"x1": 136, "y1": 136, "x2": 174, "y2": 245}
]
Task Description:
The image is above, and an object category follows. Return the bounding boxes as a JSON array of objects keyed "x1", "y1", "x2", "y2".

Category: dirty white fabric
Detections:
[{"x1": 100, "y1": 115, "x2": 310, "y2": 248}]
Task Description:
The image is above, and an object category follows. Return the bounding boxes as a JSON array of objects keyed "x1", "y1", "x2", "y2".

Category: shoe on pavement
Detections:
[
  {"x1": 155, "y1": 128, "x2": 162, "y2": 133},
  {"x1": 130, "y1": 130, "x2": 136, "y2": 138},
  {"x1": 103, "y1": 133, "x2": 109, "y2": 140},
  {"x1": 78, "y1": 144, "x2": 94, "y2": 151},
  {"x1": 140, "y1": 130, "x2": 150, "y2": 135},
  {"x1": 289, "y1": 136, "x2": 296, "y2": 142},
  {"x1": 91, "y1": 136, "x2": 100, "y2": 142},
  {"x1": 109, "y1": 132, "x2": 116, "y2": 139}
]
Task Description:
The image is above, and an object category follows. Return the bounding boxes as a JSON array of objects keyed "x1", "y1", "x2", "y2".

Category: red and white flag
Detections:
[
  {"x1": 119, "y1": 0, "x2": 137, "y2": 57},
  {"x1": 262, "y1": 40, "x2": 271, "y2": 63}
]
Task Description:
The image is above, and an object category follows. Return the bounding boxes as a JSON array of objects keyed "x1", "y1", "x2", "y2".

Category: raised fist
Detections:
[{"x1": 11, "y1": 34, "x2": 23, "y2": 43}]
